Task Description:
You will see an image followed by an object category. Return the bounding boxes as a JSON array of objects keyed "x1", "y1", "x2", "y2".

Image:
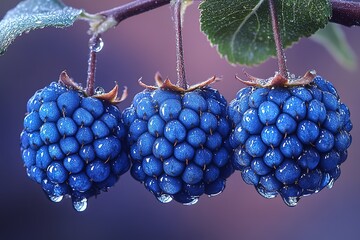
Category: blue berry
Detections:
[
  {"x1": 159, "y1": 174, "x2": 182, "y2": 195},
  {"x1": 40, "y1": 122, "x2": 60, "y2": 144},
  {"x1": 276, "y1": 113, "x2": 297, "y2": 134},
  {"x1": 24, "y1": 112, "x2": 42, "y2": 132},
  {"x1": 261, "y1": 125, "x2": 282, "y2": 147},
  {"x1": 275, "y1": 160, "x2": 301, "y2": 185},
  {"x1": 39, "y1": 101, "x2": 61, "y2": 122},
  {"x1": 228, "y1": 75, "x2": 352, "y2": 206},
  {"x1": 159, "y1": 99, "x2": 182, "y2": 121},
  {"x1": 91, "y1": 120, "x2": 110, "y2": 139},
  {"x1": 86, "y1": 161, "x2": 111, "y2": 182},
  {"x1": 21, "y1": 81, "x2": 129, "y2": 211},
  {"x1": 242, "y1": 109, "x2": 262, "y2": 134},
  {"x1": 47, "y1": 162, "x2": 68, "y2": 183},
  {"x1": 63, "y1": 155, "x2": 84, "y2": 174},
  {"x1": 136, "y1": 98, "x2": 157, "y2": 120},
  {"x1": 148, "y1": 115, "x2": 165, "y2": 137},
  {"x1": 123, "y1": 86, "x2": 233, "y2": 204},
  {"x1": 57, "y1": 117, "x2": 77, "y2": 136},
  {"x1": 258, "y1": 101, "x2": 280, "y2": 124},
  {"x1": 297, "y1": 120, "x2": 320, "y2": 144},
  {"x1": 164, "y1": 120, "x2": 186, "y2": 143},
  {"x1": 57, "y1": 91, "x2": 81, "y2": 116},
  {"x1": 163, "y1": 157, "x2": 185, "y2": 177},
  {"x1": 174, "y1": 142, "x2": 195, "y2": 162},
  {"x1": 73, "y1": 108, "x2": 94, "y2": 127}
]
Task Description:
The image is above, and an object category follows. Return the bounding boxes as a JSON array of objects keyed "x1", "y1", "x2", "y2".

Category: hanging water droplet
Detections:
[
  {"x1": 73, "y1": 198, "x2": 88, "y2": 212},
  {"x1": 208, "y1": 190, "x2": 223, "y2": 198},
  {"x1": 256, "y1": 186, "x2": 277, "y2": 199},
  {"x1": 320, "y1": 173, "x2": 331, "y2": 189},
  {"x1": 327, "y1": 178, "x2": 335, "y2": 189},
  {"x1": 50, "y1": 195, "x2": 63, "y2": 203},
  {"x1": 183, "y1": 198, "x2": 199, "y2": 206},
  {"x1": 157, "y1": 194, "x2": 173, "y2": 203},
  {"x1": 91, "y1": 38, "x2": 104, "y2": 53},
  {"x1": 283, "y1": 196, "x2": 299, "y2": 207}
]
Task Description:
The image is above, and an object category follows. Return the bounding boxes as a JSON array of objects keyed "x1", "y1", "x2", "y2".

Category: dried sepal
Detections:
[
  {"x1": 236, "y1": 70, "x2": 317, "y2": 87},
  {"x1": 138, "y1": 72, "x2": 219, "y2": 93},
  {"x1": 58, "y1": 71, "x2": 82, "y2": 91},
  {"x1": 93, "y1": 83, "x2": 128, "y2": 104}
]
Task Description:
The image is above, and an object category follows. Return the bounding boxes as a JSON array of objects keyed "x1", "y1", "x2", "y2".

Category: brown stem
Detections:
[
  {"x1": 90, "y1": 0, "x2": 360, "y2": 37},
  {"x1": 268, "y1": 0, "x2": 288, "y2": 78},
  {"x1": 86, "y1": 35, "x2": 102, "y2": 96},
  {"x1": 173, "y1": 0, "x2": 187, "y2": 89},
  {"x1": 99, "y1": 0, "x2": 170, "y2": 24},
  {"x1": 330, "y1": 0, "x2": 360, "y2": 27}
]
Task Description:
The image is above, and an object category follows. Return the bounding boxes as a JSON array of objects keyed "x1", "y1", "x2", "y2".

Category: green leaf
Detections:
[
  {"x1": 199, "y1": 0, "x2": 331, "y2": 66},
  {"x1": 0, "y1": 0, "x2": 83, "y2": 55},
  {"x1": 311, "y1": 23, "x2": 357, "y2": 70}
]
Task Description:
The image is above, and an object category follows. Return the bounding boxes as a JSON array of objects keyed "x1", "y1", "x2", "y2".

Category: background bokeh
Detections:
[{"x1": 0, "y1": 1, "x2": 359, "y2": 239}]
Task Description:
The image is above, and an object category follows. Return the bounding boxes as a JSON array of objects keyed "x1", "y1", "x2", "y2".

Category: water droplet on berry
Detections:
[
  {"x1": 183, "y1": 198, "x2": 199, "y2": 206},
  {"x1": 208, "y1": 190, "x2": 223, "y2": 198},
  {"x1": 256, "y1": 186, "x2": 277, "y2": 199},
  {"x1": 73, "y1": 198, "x2": 88, "y2": 212},
  {"x1": 327, "y1": 178, "x2": 335, "y2": 189},
  {"x1": 50, "y1": 195, "x2": 63, "y2": 202},
  {"x1": 283, "y1": 196, "x2": 299, "y2": 207},
  {"x1": 91, "y1": 37, "x2": 104, "y2": 53},
  {"x1": 157, "y1": 194, "x2": 173, "y2": 203}
]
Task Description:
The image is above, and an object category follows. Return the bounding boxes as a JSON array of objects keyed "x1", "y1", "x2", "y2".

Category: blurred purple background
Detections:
[{"x1": 0, "y1": 1, "x2": 359, "y2": 239}]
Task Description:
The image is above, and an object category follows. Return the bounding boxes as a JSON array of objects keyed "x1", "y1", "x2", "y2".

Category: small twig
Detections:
[
  {"x1": 173, "y1": 0, "x2": 187, "y2": 89},
  {"x1": 268, "y1": 0, "x2": 288, "y2": 78},
  {"x1": 330, "y1": 0, "x2": 360, "y2": 27},
  {"x1": 86, "y1": 35, "x2": 102, "y2": 96},
  {"x1": 99, "y1": 0, "x2": 170, "y2": 24}
]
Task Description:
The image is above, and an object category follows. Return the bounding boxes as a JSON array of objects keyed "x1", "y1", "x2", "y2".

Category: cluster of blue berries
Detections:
[
  {"x1": 20, "y1": 82, "x2": 130, "y2": 211},
  {"x1": 20, "y1": 74, "x2": 352, "y2": 210},
  {"x1": 122, "y1": 87, "x2": 234, "y2": 204},
  {"x1": 228, "y1": 76, "x2": 352, "y2": 206}
]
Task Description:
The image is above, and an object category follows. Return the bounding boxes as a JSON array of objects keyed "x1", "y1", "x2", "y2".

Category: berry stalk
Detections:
[
  {"x1": 268, "y1": 0, "x2": 288, "y2": 79},
  {"x1": 86, "y1": 34, "x2": 101, "y2": 96},
  {"x1": 173, "y1": 0, "x2": 187, "y2": 90}
]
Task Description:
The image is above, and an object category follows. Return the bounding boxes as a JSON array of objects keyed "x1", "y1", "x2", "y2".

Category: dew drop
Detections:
[
  {"x1": 283, "y1": 196, "x2": 299, "y2": 207},
  {"x1": 91, "y1": 38, "x2": 104, "y2": 53},
  {"x1": 321, "y1": 173, "x2": 331, "y2": 189},
  {"x1": 73, "y1": 198, "x2": 88, "y2": 212},
  {"x1": 157, "y1": 194, "x2": 173, "y2": 203},
  {"x1": 208, "y1": 190, "x2": 223, "y2": 198},
  {"x1": 50, "y1": 195, "x2": 63, "y2": 203},
  {"x1": 183, "y1": 198, "x2": 199, "y2": 206},
  {"x1": 256, "y1": 186, "x2": 278, "y2": 199},
  {"x1": 327, "y1": 178, "x2": 335, "y2": 189}
]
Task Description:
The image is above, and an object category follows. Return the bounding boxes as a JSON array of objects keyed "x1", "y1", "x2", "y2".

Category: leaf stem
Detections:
[
  {"x1": 86, "y1": 34, "x2": 101, "y2": 96},
  {"x1": 173, "y1": 0, "x2": 187, "y2": 89},
  {"x1": 330, "y1": 0, "x2": 360, "y2": 27},
  {"x1": 268, "y1": 0, "x2": 288, "y2": 78}
]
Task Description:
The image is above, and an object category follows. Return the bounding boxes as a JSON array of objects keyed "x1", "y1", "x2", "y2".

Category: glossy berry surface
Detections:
[
  {"x1": 21, "y1": 82, "x2": 130, "y2": 211},
  {"x1": 123, "y1": 86, "x2": 234, "y2": 205},
  {"x1": 228, "y1": 76, "x2": 352, "y2": 206}
]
